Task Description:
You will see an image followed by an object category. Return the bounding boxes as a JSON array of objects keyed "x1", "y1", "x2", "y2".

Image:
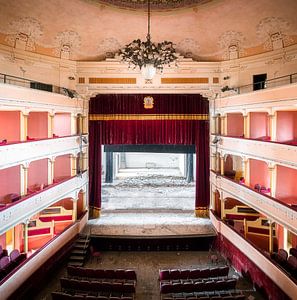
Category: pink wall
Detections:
[
  {"x1": 227, "y1": 113, "x2": 244, "y2": 137},
  {"x1": 275, "y1": 165, "x2": 297, "y2": 205},
  {"x1": 276, "y1": 224, "x2": 284, "y2": 250},
  {"x1": 276, "y1": 111, "x2": 297, "y2": 142},
  {"x1": 28, "y1": 159, "x2": 48, "y2": 190},
  {"x1": 53, "y1": 113, "x2": 71, "y2": 136},
  {"x1": 53, "y1": 198, "x2": 73, "y2": 210},
  {"x1": 0, "y1": 165, "x2": 21, "y2": 202},
  {"x1": 54, "y1": 155, "x2": 71, "y2": 181},
  {"x1": 250, "y1": 112, "x2": 268, "y2": 139},
  {"x1": 249, "y1": 159, "x2": 270, "y2": 189},
  {"x1": 0, "y1": 111, "x2": 21, "y2": 142},
  {"x1": 0, "y1": 232, "x2": 6, "y2": 249},
  {"x1": 27, "y1": 112, "x2": 48, "y2": 139}
]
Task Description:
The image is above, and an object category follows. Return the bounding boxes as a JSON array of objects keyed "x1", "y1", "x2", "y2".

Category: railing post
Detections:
[
  {"x1": 4, "y1": 74, "x2": 6, "y2": 84},
  {"x1": 290, "y1": 74, "x2": 293, "y2": 84}
]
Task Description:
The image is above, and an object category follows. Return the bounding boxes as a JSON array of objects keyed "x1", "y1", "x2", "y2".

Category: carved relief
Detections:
[
  {"x1": 256, "y1": 17, "x2": 293, "y2": 50},
  {"x1": 53, "y1": 30, "x2": 81, "y2": 58},
  {"x1": 97, "y1": 37, "x2": 121, "y2": 58},
  {"x1": 217, "y1": 31, "x2": 246, "y2": 60},
  {"x1": 4, "y1": 17, "x2": 43, "y2": 51},
  {"x1": 176, "y1": 38, "x2": 201, "y2": 58}
]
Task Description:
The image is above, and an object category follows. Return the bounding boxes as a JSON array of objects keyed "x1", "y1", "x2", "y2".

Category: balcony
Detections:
[
  {"x1": 211, "y1": 134, "x2": 297, "y2": 168},
  {"x1": 0, "y1": 172, "x2": 88, "y2": 234},
  {"x1": 0, "y1": 78, "x2": 83, "y2": 113},
  {"x1": 0, "y1": 135, "x2": 87, "y2": 170},
  {"x1": 210, "y1": 172, "x2": 297, "y2": 235},
  {"x1": 210, "y1": 210, "x2": 297, "y2": 299},
  {"x1": 214, "y1": 81, "x2": 297, "y2": 111}
]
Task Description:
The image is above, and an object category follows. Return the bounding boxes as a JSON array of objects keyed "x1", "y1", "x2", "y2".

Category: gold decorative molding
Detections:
[
  {"x1": 90, "y1": 206, "x2": 101, "y2": 218},
  {"x1": 213, "y1": 77, "x2": 219, "y2": 84},
  {"x1": 195, "y1": 207, "x2": 209, "y2": 218},
  {"x1": 88, "y1": 78, "x2": 137, "y2": 84},
  {"x1": 161, "y1": 77, "x2": 209, "y2": 84},
  {"x1": 89, "y1": 114, "x2": 209, "y2": 121}
]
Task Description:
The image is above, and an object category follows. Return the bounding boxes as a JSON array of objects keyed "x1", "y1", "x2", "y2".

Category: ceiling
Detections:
[{"x1": 0, "y1": 0, "x2": 296, "y2": 62}]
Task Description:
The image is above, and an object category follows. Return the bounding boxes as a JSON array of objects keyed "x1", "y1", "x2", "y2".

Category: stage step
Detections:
[
  {"x1": 69, "y1": 255, "x2": 85, "y2": 261},
  {"x1": 68, "y1": 261, "x2": 84, "y2": 267}
]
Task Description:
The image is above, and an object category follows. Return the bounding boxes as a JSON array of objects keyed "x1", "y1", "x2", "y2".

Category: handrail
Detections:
[
  {"x1": 0, "y1": 72, "x2": 77, "y2": 98},
  {"x1": 211, "y1": 170, "x2": 297, "y2": 213},
  {"x1": 0, "y1": 171, "x2": 87, "y2": 212},
  {"x1": 212, "y1": 134, "x2": 297, "y2": 147},
  {"x1": 222, "y1": 72, "x2": 297, "y2": 95}
]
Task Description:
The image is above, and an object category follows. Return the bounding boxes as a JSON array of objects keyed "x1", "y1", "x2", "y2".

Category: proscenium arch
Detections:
[{"x1": 88, "y1": 93, "x2": 210, "y2": 218}]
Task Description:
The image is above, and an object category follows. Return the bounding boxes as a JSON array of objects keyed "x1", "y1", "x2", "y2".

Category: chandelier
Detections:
[{"x1": 119, "y1": 0, "x2": 177, "y2": 80}]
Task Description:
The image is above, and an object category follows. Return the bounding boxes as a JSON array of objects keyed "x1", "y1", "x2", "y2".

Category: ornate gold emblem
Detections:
[{"x1": 143, "y1": 96, "x2": 154, "y2": 109}]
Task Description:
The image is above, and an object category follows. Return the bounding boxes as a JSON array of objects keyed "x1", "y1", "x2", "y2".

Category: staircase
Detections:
[{"x1": 68, "y1": 234, "x2": 90, "y2": 267}]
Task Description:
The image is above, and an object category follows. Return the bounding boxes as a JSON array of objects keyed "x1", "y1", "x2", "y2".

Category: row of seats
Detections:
[
  {"x1": 52, "y1": 291, "x2": 133, "y2": 300},
  {"x1": 60, "y1": 277, "x2": 136, "y2": 293},
  {"x1": 162, "y1": 294, "x2": 245, "y2": 300},
  {"x1": 271, "y1": 248, "x2": 297, "y2": 278},
  {"x1": 159, "y1": 266, "x2": 229, "y2": 281},
  {"x1": 0, "y1": 249, "x2": 27, "y2": 281},
  {"x1": 160, "y1": 278, "x2": 237, "y2": 294},
  {"x1": 67, "y1": 266, "x2": 137, "y2": 281}
]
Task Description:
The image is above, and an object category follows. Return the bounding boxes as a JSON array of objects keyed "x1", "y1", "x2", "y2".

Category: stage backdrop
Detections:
[{"x1": 89, "y1": 94, "x2": 209, "y2": 217}]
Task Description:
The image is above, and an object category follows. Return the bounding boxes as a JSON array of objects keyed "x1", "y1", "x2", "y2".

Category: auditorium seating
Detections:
[
  {"x1": 271, "y1": 248, "x2": 297, "y2": 279},
  {"x1": 51, "y1": 267, "x2": 137, "y2": 300},
  {"x1": 0, "y1": 245, "x2": 8, "y2": 259},
  {"x1": 159, "y1": 266, "x2": 230, "y2": 281},
  {"x1": 0, "y1": 249, "x2": 26, "y2": 280},
  {"x1": 67, "y1": 266, "x2": 137, "y2": 281}
]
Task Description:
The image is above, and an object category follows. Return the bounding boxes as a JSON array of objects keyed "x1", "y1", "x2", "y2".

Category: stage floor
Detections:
[
  {"x1": 87, "y1": 174, "x2": 215, "y2": 237},
  {"x1": 88, "y1": 211, "x2": 216, "y2": 237}
]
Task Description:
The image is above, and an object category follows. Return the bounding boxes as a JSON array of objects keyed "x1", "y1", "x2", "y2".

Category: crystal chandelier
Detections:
[{"x1": 119, "y1": 0, "x2": 177, "y2": 80}]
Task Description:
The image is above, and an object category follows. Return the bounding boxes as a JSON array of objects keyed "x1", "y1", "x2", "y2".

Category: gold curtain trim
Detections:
[
  {"x1": 195, "y1": 207, "x2": 209, "y2": 218},
  {"x1": 89, "y1": 114, "x2": 209, "y2": 121}
]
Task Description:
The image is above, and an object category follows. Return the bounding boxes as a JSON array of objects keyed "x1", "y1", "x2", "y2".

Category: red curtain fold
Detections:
[{"x1": 89, "y1": 94, "x2": 209, "y2": 212}]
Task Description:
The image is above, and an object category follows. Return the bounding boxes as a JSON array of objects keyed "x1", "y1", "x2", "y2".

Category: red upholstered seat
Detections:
[
  {"x1": 159, "y1": 269, "x2": 170, "y2": 281},
  {"x1": 0, "y1": 256, "x2": 10, "y2": 269},
  {"x1": 125, "y1": 269, "x2": 137, "y2": 280},
  {"x1": 0, "y1": 245, "x2": 8, "y2": 259}
]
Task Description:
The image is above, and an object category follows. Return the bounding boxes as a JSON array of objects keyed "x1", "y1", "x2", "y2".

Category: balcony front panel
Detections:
[
  {"x1": 0, "y1": 83, "x2": 84, "y2": 113},
  {"x1": 210, "y1": 211, "x2": 297, "y2": 299},
  {"x1": 211, "y1": 172, "x2": 297, "y2": 235},
  {"x1": 0, "y1": 135, "x2": 87, "y2": 169},
  {"x1": 213, "y1": 83, "x2": 297, "y2": 112},
  {"x1": 0, "y1": 172, "x2": 88, "y2": 234},
  {"x1": 212, "y1": 135, "x2": 297, "y2": 168}
]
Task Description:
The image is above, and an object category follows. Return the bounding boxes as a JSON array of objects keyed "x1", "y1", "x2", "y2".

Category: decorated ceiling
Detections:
[
  {"x1": 0, "y1": 0, "x2": 296, "y2": 62},
  {"x1": 92, "y1": 0, "x2": 212, "y2": 10}
]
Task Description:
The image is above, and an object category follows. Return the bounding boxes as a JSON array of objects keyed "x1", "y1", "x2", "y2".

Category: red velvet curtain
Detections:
[{"x1": 89, "y1": 94, "x2": 209, "y2": 213}]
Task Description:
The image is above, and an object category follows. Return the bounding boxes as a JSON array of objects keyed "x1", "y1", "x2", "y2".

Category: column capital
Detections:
[
  {"x1": 21, "y1": 163, "x2": 30, "y2": 170},
  {"x1": 268, "y1": 162, "x2": 276, "y2": 170}
]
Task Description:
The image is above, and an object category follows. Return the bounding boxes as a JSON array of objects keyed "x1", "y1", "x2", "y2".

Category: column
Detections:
[
  {"x1": 243, "y1": 218, "x2": 247, "y2": 239},
  {"x1": 82, "y1": 115, "x2": 88, "y2": 134},
  {"x1": 268, "y1": 113, "x2": 277, "y2": 141},
  {"x1": 48, "y1": 113, "x2": 55, "y2": 138},
  {"x1": 211, "y1": 153, "x2": 217, "y2": 172},
  {"x1": 186, "y1": 153, "x2": 194, "y2": 182},
  {"x1": 20, "y1": 112, "x2": 29, "y2": 141},
  {"x1": 243, "y1": 113, "x2": 250, "y2": 138},
  {"x1": 105, "y1": 151, "x2": 113, "y2": 183},
  {"x1": 71, "y1": 154, "x2": 78, "y2": 176},
  {"x1": 283, "y1": 228, "x2": 289, "y2": 252},
  {"x1": 242, "y1": 158, "x2": 250, "y2": 186},
  {"x1": 23, "y1": 221, "x2": 29, "y2": 253},
  {"x1": 81, "y1": 191, "x2": 87, "y2": 212},
  {"x1": 82, "y1": 152, "x2": 88, "y2": 171},
  {"x1": 221, "y1": 115, "x2": 227, "y2": 136},
  {"x1": 220, "y1": 155, "x2": 225, "y2": 176},
  {"x1": 211, "y1": 115, "x2": 216, "y2": 134},
  {"x1": 269, "y1": 221, "x2": 275, "y2": 253},
  {"x1": 216, "y1": 153, "x2": 220, "y2": 174},
  {"x1": 20, "y1": 164, "x2": 29, "y2": 196},
  {"x1": 70, "y1": 113, "x2": 77, "y2": 135},
  {"x1": 72, "y1": 199, "x2": 78, "y2": 222},
  {"x1": 48, "y1": 158, "x2": 55, "y2": 185},
  {"x1": 221, "y1": 199, "x2": 225, "y2": 219},
  {"x1": 268, "y1": 163, "x2": 277, "y2": 197}
]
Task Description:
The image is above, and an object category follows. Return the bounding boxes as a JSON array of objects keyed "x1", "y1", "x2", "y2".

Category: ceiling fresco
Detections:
[{"x1": 0, "y1": 0, "x2": 296, "y2": 62}]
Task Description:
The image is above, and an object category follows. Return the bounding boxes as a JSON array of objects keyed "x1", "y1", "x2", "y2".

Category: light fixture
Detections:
[{"x1": 119, "y1": 0, "x2": 177, "y2": 80}]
